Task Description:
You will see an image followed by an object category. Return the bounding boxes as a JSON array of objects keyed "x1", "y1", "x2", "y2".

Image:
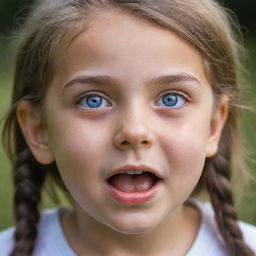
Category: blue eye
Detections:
[
  {"x1": 77, "y1": 94, "x2": 110, "y2": 108},
  {"x1": 156, "y1": 93, "x2": 185, "y2": 108}
]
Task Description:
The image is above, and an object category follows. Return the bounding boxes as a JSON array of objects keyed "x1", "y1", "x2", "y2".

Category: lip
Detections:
[
  {"x1": 105, "y1": 164, "x2": 163, "y2": 180},
  {"x1": 105, "y1": 164, "x2": 163, "y2": 205},
  {"x1": 106, "y1": 180, "x2": 161, "y2": 205}
]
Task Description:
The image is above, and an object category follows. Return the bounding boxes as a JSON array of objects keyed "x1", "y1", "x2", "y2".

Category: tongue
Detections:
[{"x1": 109, "y1": 173, "x2": 156, "y2": 192}]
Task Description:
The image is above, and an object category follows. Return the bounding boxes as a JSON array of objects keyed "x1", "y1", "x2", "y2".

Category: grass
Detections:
[{"x1": 0, "y1": 36, "x2": 256, "y2": 231}]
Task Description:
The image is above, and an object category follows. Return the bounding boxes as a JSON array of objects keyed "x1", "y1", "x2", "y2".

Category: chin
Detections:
[
  {"x1": 111, "y1": 225, "x2": 155, "y2": 235},
  {"x1": 107, "y1": 214, "x2": 159, "y2": 235}
]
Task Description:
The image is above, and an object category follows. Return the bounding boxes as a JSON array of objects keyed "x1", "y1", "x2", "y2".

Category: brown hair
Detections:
[{"x1": 2, "y1": 0, "x2": 254, "y2": 255}]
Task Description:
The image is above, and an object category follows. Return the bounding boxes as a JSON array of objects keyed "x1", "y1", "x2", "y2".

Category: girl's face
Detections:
[{"x1": 22, "y1": 9, "x2": 227, "y2": 234}]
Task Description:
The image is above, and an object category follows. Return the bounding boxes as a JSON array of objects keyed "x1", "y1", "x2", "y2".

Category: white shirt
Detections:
[{"x1": 0, "y1": 200, "x2": 255, "y2": 255}]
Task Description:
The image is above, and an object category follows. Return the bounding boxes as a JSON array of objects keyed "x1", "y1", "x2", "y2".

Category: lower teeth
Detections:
[{"x1": 108, "y1": 173, "x2": 157, "y2": 192}]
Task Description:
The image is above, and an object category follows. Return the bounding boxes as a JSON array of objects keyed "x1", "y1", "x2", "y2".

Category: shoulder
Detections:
[
  {"x1": 0, "y1": 208, "x2": 64, "y2": 256},
  {"x1": 238, "y1": 220, "x2": 256, "y2": 251},
  {"x1": 0, "y1": 226, "x2": 15, "y2": 256},
  {"x1": 193, "y1": 199, "x2": 256, "y2": 253}
]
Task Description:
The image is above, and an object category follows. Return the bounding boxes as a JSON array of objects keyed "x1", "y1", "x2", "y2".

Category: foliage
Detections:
[
  {"x1": 0, "y1": 1, "x2": 256, "y2": 34},
  {"x1": 0, "y1": 0, "x2": 33, "y2": 34}
]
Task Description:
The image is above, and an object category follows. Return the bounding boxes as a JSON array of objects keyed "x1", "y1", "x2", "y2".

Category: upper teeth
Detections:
[{"x1": 121, "y1": 170, "x2": 147, "y2": 175}]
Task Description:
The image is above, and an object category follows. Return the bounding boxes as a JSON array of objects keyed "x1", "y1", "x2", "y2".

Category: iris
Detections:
[
  {"x1": 86, "y1": 95, "x2": 103, "y2": 108},
  {"x1": 162, "y1": 94, "x2": 178, "y2": 107},
  {"x1": 78, "y1": 94, "x2": 110, "y2": 108}
]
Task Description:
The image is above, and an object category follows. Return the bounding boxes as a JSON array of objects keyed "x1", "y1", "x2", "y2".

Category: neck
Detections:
[{"x1": 61, "y1": 202, "x2": 201, "y2": 256}]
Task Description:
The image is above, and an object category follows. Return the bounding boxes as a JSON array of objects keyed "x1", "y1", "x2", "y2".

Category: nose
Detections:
[{"x1": 113, "y1": 115, "x2": 154, "y2": 150}]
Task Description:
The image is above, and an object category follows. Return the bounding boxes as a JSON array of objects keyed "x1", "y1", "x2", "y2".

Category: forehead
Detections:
[{"x1": 52, "y1": 8, "x2": 210, "y2": 88}]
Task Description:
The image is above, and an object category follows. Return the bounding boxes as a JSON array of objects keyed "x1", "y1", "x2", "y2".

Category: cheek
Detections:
[
  {"x1": 48, "y1": 116, "x2": 108, "y2": 154},
  {"x1": 163, "y1": 138, "x2": 206, "y2": 202},
  {"x1": 159, "y1": 117, "x2": 211, "y2": 185},
  {"x1": 46, "y1": 117, "x2": 111, "y2": 180},
  {"x1": 46, "y1": 120, "x2": 110, "y2": 208},
  {"x1": 165, "y1": 135, "x2": 206, "y2": 177}
]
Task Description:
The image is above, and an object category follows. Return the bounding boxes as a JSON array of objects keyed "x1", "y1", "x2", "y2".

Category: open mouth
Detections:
[{"x1": 107, "y1": 171, "x2": 159, "y2": 193}]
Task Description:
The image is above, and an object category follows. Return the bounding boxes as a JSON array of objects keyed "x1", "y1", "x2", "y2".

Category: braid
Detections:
[
  {"x1": 205, "y1": 146, "x2": 254, "y2": 256},
  {"x1": 10, "y1": 148, "x2": 46, "y2": 256}
]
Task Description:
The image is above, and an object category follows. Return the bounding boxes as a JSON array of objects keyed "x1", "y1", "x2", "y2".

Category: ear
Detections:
[
  {"x1": 17, "y1": 101, "x2": 54, "y2": 164},
  {"x1": 206, "y1": 95, "x2": 229, "y2": 157}
]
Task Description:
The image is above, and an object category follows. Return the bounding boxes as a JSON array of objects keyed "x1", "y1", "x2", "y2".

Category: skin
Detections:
[{"x1": 17, "y1": 9, "x2": 228, "y2": 256}]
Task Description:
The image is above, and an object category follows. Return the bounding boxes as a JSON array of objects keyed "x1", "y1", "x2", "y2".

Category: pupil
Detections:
[
  {"x1": 163, "y1": 94, "x2": 177, "y2": 106},
  {"x1": 87, "y1": 96, "x2": 102, "y2": 108}
]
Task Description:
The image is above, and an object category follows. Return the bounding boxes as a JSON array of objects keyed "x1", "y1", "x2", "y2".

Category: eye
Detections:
[
  {"x1": 77, "y1": 94, "x2": 111, "y2": 109},
  {"x1": 156, "y1": 92, "x2": 186, "y2": 108}
]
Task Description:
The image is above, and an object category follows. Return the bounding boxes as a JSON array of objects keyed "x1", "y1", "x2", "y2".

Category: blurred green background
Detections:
[{"x1": 0, "y1": 0, "x2": 255, "y2": 230}]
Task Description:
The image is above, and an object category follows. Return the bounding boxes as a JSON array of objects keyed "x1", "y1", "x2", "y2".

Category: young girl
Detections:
[{"x1": 0, "y1": 0, "x2": 255, "y2": 255}]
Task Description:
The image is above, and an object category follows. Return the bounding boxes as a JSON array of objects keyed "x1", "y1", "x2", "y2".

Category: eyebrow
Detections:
[
  {"x1": 63, "y1": 72, "x2": 201, "y2": 90},
  {"x1": 149, "y1": 72, "x2": 201, "y2": 86}
]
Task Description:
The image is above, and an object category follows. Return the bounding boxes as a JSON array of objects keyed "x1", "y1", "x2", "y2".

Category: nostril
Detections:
[
  {"x1": 121, "y1": 141, "x2": 130, "y2": 146},
  {"x1": 121, "y1": 140, "x2": 149, "y2": 146}
]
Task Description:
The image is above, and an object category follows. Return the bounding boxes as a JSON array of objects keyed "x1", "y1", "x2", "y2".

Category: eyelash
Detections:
[
  {"x1": 76, "y1": 91, "x2": 112, "y2": 109},
  {"x1": 75, "y1": 90, "x2": 190, "y2": 109},
  {"x1": 155, "y1": 89, "x2": 190, "y2": 108}
]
